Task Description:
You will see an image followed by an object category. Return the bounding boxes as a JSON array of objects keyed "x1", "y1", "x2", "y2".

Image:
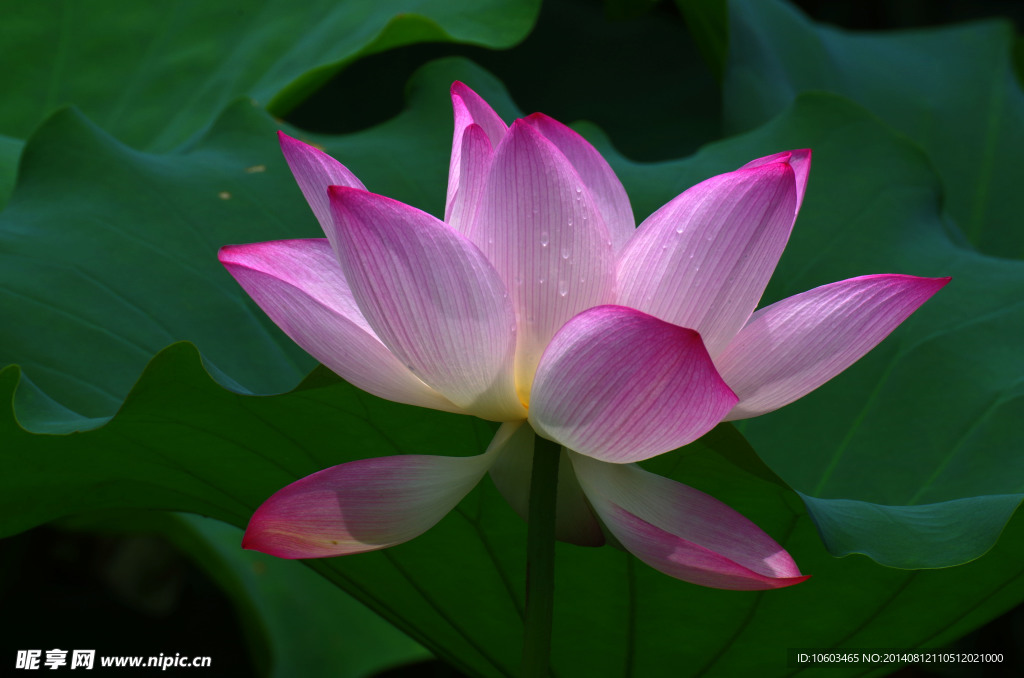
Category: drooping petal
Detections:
[
  {"x1": 244, "y1": 444, "x2": 503, "y2": 558},
  {"x1": 487, "y1": 422, "x2": 605, "y2": 546},
  {"x1": 528, "y1": 305, "x2": 737, "y2": 463},
  {"x1": 741, "y1": 149, "x2": 811, "y2": 214},
  {"x1": 446, "y1": 123, "x2": 493, "y2": 235},
  {"x1": 572, "y1": 454, "x2": 808, "y2": 590},
  {"x1": 328, "y1": 187, "x2": 525, "y2": 421},
  {"x1": 616, "y1": 158, "x2": 798, "y2": 358},
  {"x1": 523, "y1": 113, "x2": 636, "y2": 252},
  {"x1": 471, "y1": 120, "x2": 616, "y2": 402},
  {"x1": 717, "y1": 274, "x2": 951, "y2": 420},
  {"x1": 446, "y1": 82, "x2": 508, "y2": 223},
  {"x1": 219, "y1": 239, "x2": 459, "y2": 412},
  {"x1": 278, "y1": 131, "x2": 365, "y2": 243}
]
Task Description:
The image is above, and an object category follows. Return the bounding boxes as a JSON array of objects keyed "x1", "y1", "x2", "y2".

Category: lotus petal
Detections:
[
  {"x1": 219, "y1": 239, "x2": 458, "y2": 412},
  {"x1": 529, "y1": 305, "x2": 737, "y2": 463},
  {"x1": 718, "y1": 274, "x2": 952, "y2": 420},
  {"x1": 572, "y1": 454, "x2": 808, "y2": 590},
  {"x1": 328, "y1": 187, "x2": 524, "y2": 421},
  {"x1": 617, "y1": 158, "x2": 798, "y2": 358},
  {"x1": 244, "y1": 444, "x2": 502, "y2": 558},
  {"x1": 471, "y1": 120, "x2": 615, "y2": 401}
]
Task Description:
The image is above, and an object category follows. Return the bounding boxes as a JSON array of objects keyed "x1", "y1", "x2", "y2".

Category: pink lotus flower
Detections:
[{"x1": 220, "y1": 83, "x2": 948, "y2": 590}]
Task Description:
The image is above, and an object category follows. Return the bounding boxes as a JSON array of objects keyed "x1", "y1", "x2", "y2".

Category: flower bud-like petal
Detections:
[
  {"x1": 447, "y1": 81, "x2": 508, "y2": 223},
  {"x1": 529, "y1": 305, "x2": 737, "y2": 463}
]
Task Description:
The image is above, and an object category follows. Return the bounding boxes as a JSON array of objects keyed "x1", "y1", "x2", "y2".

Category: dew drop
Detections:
[
  {"x1": 560, "y1": 245, "x2": 571, "y2": 259},
  {"x1": 675, "y1": 224, "x2": 685, "y2": 234},
  {"x1": 567, "y1": 216, "x2": 573, "y2": 226},
  {"x1": 558, "y1": 280, "x2": 568, "y2": 297},
  {"x1": 540, "y1": 231, "x2": 550, "y2": 247}
]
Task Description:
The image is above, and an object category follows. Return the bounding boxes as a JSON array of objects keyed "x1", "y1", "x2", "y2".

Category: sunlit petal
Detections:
[
  {"x1": 719, "y1": 274, "x2": 951, "y2": 420},
  {"x1": 471, "y1": 120, "x2": 615, "y2": 402}
]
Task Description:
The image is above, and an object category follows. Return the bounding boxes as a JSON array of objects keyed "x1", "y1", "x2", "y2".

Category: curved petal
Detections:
[
  {"x1": 523, "y1": 113, "x2": 635, "y2": 252},
  {"x1": 616, "y1": 158, "x2": 798, "y2": 359},
  {"x1": 446, "y1": 82, "x2": 508, "y2": 223},
  {"x1": 243, "y1": 446, "x2": 501, "y2": 558},
  {"x1": 446, "y1": 123, "x2": 493, "y2": 235},
  {"x1": 528, "y1": 306, "x2": 737, "y2": 463},
  {"x1": 572, "y1": 454, "x2": 808, "y2": 590},
  {"x1": 471, "y1": 120, "x2": 616, "y2": 402},
  {"x1": 219, "y1": 239, "x2": 459, "y2": 412},
  {"x1": 741, "y1": 149, "x2": 811, "y2": 214},
  {"x1": 487, "y1": 422, "x2": 605, "y2": 546},
  {"x1": 278, "y1": 131, "x2": 365, "y2": 243},
  {"x1": 718, "y1": 274, "x2": 951, "y2": 420},
  {"x1": 328, "y1": 187, "x2": 524, "y2": 421}
]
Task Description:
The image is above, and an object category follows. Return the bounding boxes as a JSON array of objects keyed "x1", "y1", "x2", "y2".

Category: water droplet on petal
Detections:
[
  {"x1": 558, "y1": 280, "x2": 568, "y2": 297},
  {"x1": 540, "y1": 231, "x2": 550, "y2": 247},
  {"x1": 560, "y1": 245, "x2": 571, "y2": 259}
]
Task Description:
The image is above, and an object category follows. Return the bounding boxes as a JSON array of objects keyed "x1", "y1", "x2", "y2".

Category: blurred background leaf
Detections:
[
  {"x1": 725, "y1": 0, "x2": 1024, "y2": 258},
  {"x1": 0, "y1": 0, "x2": 539, "y2": 150}
]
